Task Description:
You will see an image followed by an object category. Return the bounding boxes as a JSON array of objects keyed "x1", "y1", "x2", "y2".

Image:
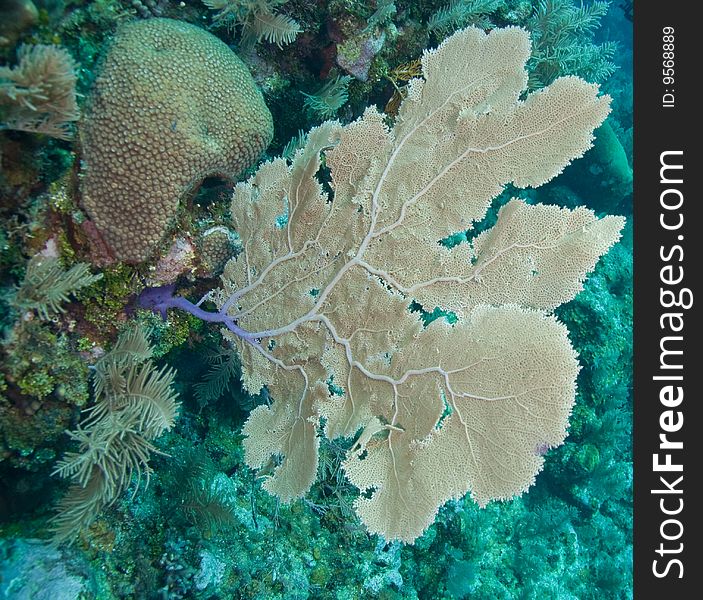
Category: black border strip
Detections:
[{"x1": 634, "y1": 1, "x2": 700, "y2": 594}]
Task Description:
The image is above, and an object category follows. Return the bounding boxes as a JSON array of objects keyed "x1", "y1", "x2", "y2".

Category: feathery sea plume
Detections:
[
  {"x1": 0, "y1": 44, "x2": 79, "y2": 140},
  {"x1": 202, "y1": 0, "x2": 302, "y2": 48},
  {"x1": 51, "y1": 325, "x2": 180, "y2": 543},
  {"x1": 14, "y1": 256, "x2": 102, "y2": 321}
]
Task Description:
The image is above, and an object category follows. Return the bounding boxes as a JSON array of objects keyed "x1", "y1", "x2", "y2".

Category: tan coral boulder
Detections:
[{"x1": 79, "y1": 18, "x2": 273, "y2": 263}]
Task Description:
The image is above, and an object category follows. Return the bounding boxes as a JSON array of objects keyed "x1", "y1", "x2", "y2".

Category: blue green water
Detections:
[{"x1": 0, "y1": 1, "x2": 632, "y2": 598}]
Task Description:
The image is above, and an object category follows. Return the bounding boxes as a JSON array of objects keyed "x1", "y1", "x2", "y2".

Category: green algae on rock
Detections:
[{"x1": 79, "y1": 18, "x2": 273, "y2": 264}]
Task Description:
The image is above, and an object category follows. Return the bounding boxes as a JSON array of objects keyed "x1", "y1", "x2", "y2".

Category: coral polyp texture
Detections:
[
  {"x1": 200, "y1": 26, "x2": 625, "y2": 543},
  {"x1": 78, "y1": 18, "x2": 273, "y2": 263}
]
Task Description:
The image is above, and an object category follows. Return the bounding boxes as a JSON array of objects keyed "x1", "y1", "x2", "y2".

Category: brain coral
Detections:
[{"x1": 79, "y1": 18, "x2": 273, "y2": 263}]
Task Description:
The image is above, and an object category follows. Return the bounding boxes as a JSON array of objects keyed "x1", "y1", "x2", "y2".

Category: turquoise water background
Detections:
[{"x1": 0, "y1": 1, "x2": 632, "y2": 598}]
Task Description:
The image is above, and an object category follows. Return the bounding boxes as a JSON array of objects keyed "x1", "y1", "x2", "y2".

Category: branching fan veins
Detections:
[{"x1": 143, "y1": 26, "x2": 624, "y2": 543}]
